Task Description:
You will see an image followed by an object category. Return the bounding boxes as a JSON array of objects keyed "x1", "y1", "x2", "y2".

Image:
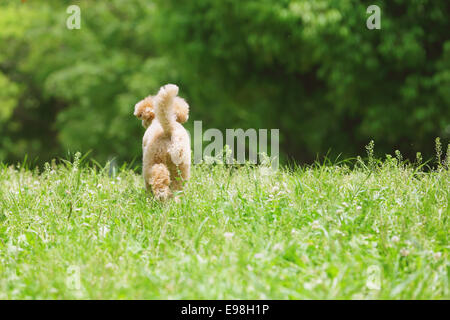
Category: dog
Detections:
[{"x1": 134, "y1": 84, "x2": 191, "y2": 200}]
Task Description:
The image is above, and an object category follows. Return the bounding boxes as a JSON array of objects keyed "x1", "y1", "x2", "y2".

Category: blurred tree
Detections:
[
  {"x1": 0, "y1": 0, "x2": 175, "y2": 164},
  {"x1": 0, "y1": 0, "x2": 449, "y2": 164},
  {"x1": 153, "y1": 0, "x2": 450, "y2": 162}
]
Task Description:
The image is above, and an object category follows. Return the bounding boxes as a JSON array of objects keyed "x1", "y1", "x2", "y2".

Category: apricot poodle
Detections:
[{"x1": 134, "y1": 84, "x2": 191, "y2": 200}]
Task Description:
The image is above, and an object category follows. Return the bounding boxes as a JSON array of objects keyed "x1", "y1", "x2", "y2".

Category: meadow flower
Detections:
[
  {"x1": 258, "y1": 167, "x2": 272, "y2": 177},
  {"x1": 17, "y1": 234, "x2": 27, "y2": 244},
  {"x1": 391, "y1": 236, "x2": 400, "y2": 243},
  {"x1": 224, "y1": 232, "x2": 234, "y2": 239},
  {"x1": 311, "y1": 220, "x2": 321, "y2": 230},
  {"x1": 273, "y1": 243, "x2": 283, "y2": 251},
  {"x1": 254, "y1": 253, "x2": 264, "y2": 259},
  {"x1": 303, "y1": 281, "x2": 314, "y2": 290},
  {"x1": 34, "y1": 216, "x2": 43, "y2": 224},
  {"x1": 7, "y1": 243, "x2": 22, "y2": 254},
  {"x1": 304, "y1": 278, "x2": 322, "y2": 290},
  {"x1": 271, "y1": 185, "x2": 280, "y2": 194},
  {"x1": 433, "y1": 252, "x2": 442, "y2": 261}
]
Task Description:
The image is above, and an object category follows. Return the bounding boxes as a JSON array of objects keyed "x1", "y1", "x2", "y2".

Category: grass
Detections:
[{"x1": 0, "y1": 152, "x2": 448, "y2": 299}]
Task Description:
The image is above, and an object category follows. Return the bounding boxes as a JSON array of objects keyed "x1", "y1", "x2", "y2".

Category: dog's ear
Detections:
[
  {"x1": 134, "y1": 96, "x2": 155, "y2": 122},
  {"x1": 174, "y1": 97, "x2": 189, "y2": 123}
]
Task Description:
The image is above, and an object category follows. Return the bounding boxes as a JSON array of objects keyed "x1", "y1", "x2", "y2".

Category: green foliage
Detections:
[
  {"x1": 0, "y1": 0, "x2": 449, "y2": 164},
  {"x1": 153, "y1": 0, "x2": 450, "y2": 161},
  {"x1": 0, "y1": 72, "x2": 20, "y2": 123},
  {"x1": 0, "y1": 157, "x2": 448, "y2": 298},
  {"x1": 0, "y1": 0, "x2": 173, "y2": 163}
]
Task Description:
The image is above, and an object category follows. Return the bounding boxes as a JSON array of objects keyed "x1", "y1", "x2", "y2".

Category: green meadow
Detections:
[{"x1": 0, "y1": 149, "x2": 448, "y2": 299}]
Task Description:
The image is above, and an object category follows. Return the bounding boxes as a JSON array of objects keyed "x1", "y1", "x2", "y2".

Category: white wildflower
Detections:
[
  {"x1": 224, "y1": 232, "x2": 234, "y2": 239},
  {"x1": 273, "y1": 243, "x2": 283, "y2": 251},
  {"x1": 17, "y1": 234, "x2": 27, "y2": 244},
  {"x1": 311, "y1": 220, "x2": 321, "y2": 230},
  {"x1": 433, "y1": 252, "x2": 442, "y2": 261},
  {"x1": 254, "y1": 253, "x2": 264, "y2": 259}
]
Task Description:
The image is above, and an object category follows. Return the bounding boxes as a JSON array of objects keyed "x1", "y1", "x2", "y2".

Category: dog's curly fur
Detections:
[{"x1": 134, "y1": 84, "x2": 191, "y2": 200}]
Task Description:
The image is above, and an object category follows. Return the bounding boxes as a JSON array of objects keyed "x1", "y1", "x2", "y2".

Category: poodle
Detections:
[{"x1": 134, "y1": 84, "x2": 191, "y2": 201}]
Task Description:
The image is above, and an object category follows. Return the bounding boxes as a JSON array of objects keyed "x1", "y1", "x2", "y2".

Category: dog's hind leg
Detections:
[{"x1": 146, "y1": 163, "x2": 172, "y2": 201}]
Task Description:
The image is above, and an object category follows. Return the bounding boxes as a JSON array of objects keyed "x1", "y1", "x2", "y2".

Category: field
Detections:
[{"x1": 0, "y1": 153, "x2": 448, "y2": 299}]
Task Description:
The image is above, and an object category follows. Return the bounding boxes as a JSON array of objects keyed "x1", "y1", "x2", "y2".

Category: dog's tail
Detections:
[{"x1": 154, "y1": 84, "x2": 179, "y2": 134}]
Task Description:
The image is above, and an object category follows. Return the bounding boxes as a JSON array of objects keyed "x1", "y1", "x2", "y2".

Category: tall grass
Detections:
[{"x1": 0, "y1": 147, "x2": 448, "y2": 299}]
